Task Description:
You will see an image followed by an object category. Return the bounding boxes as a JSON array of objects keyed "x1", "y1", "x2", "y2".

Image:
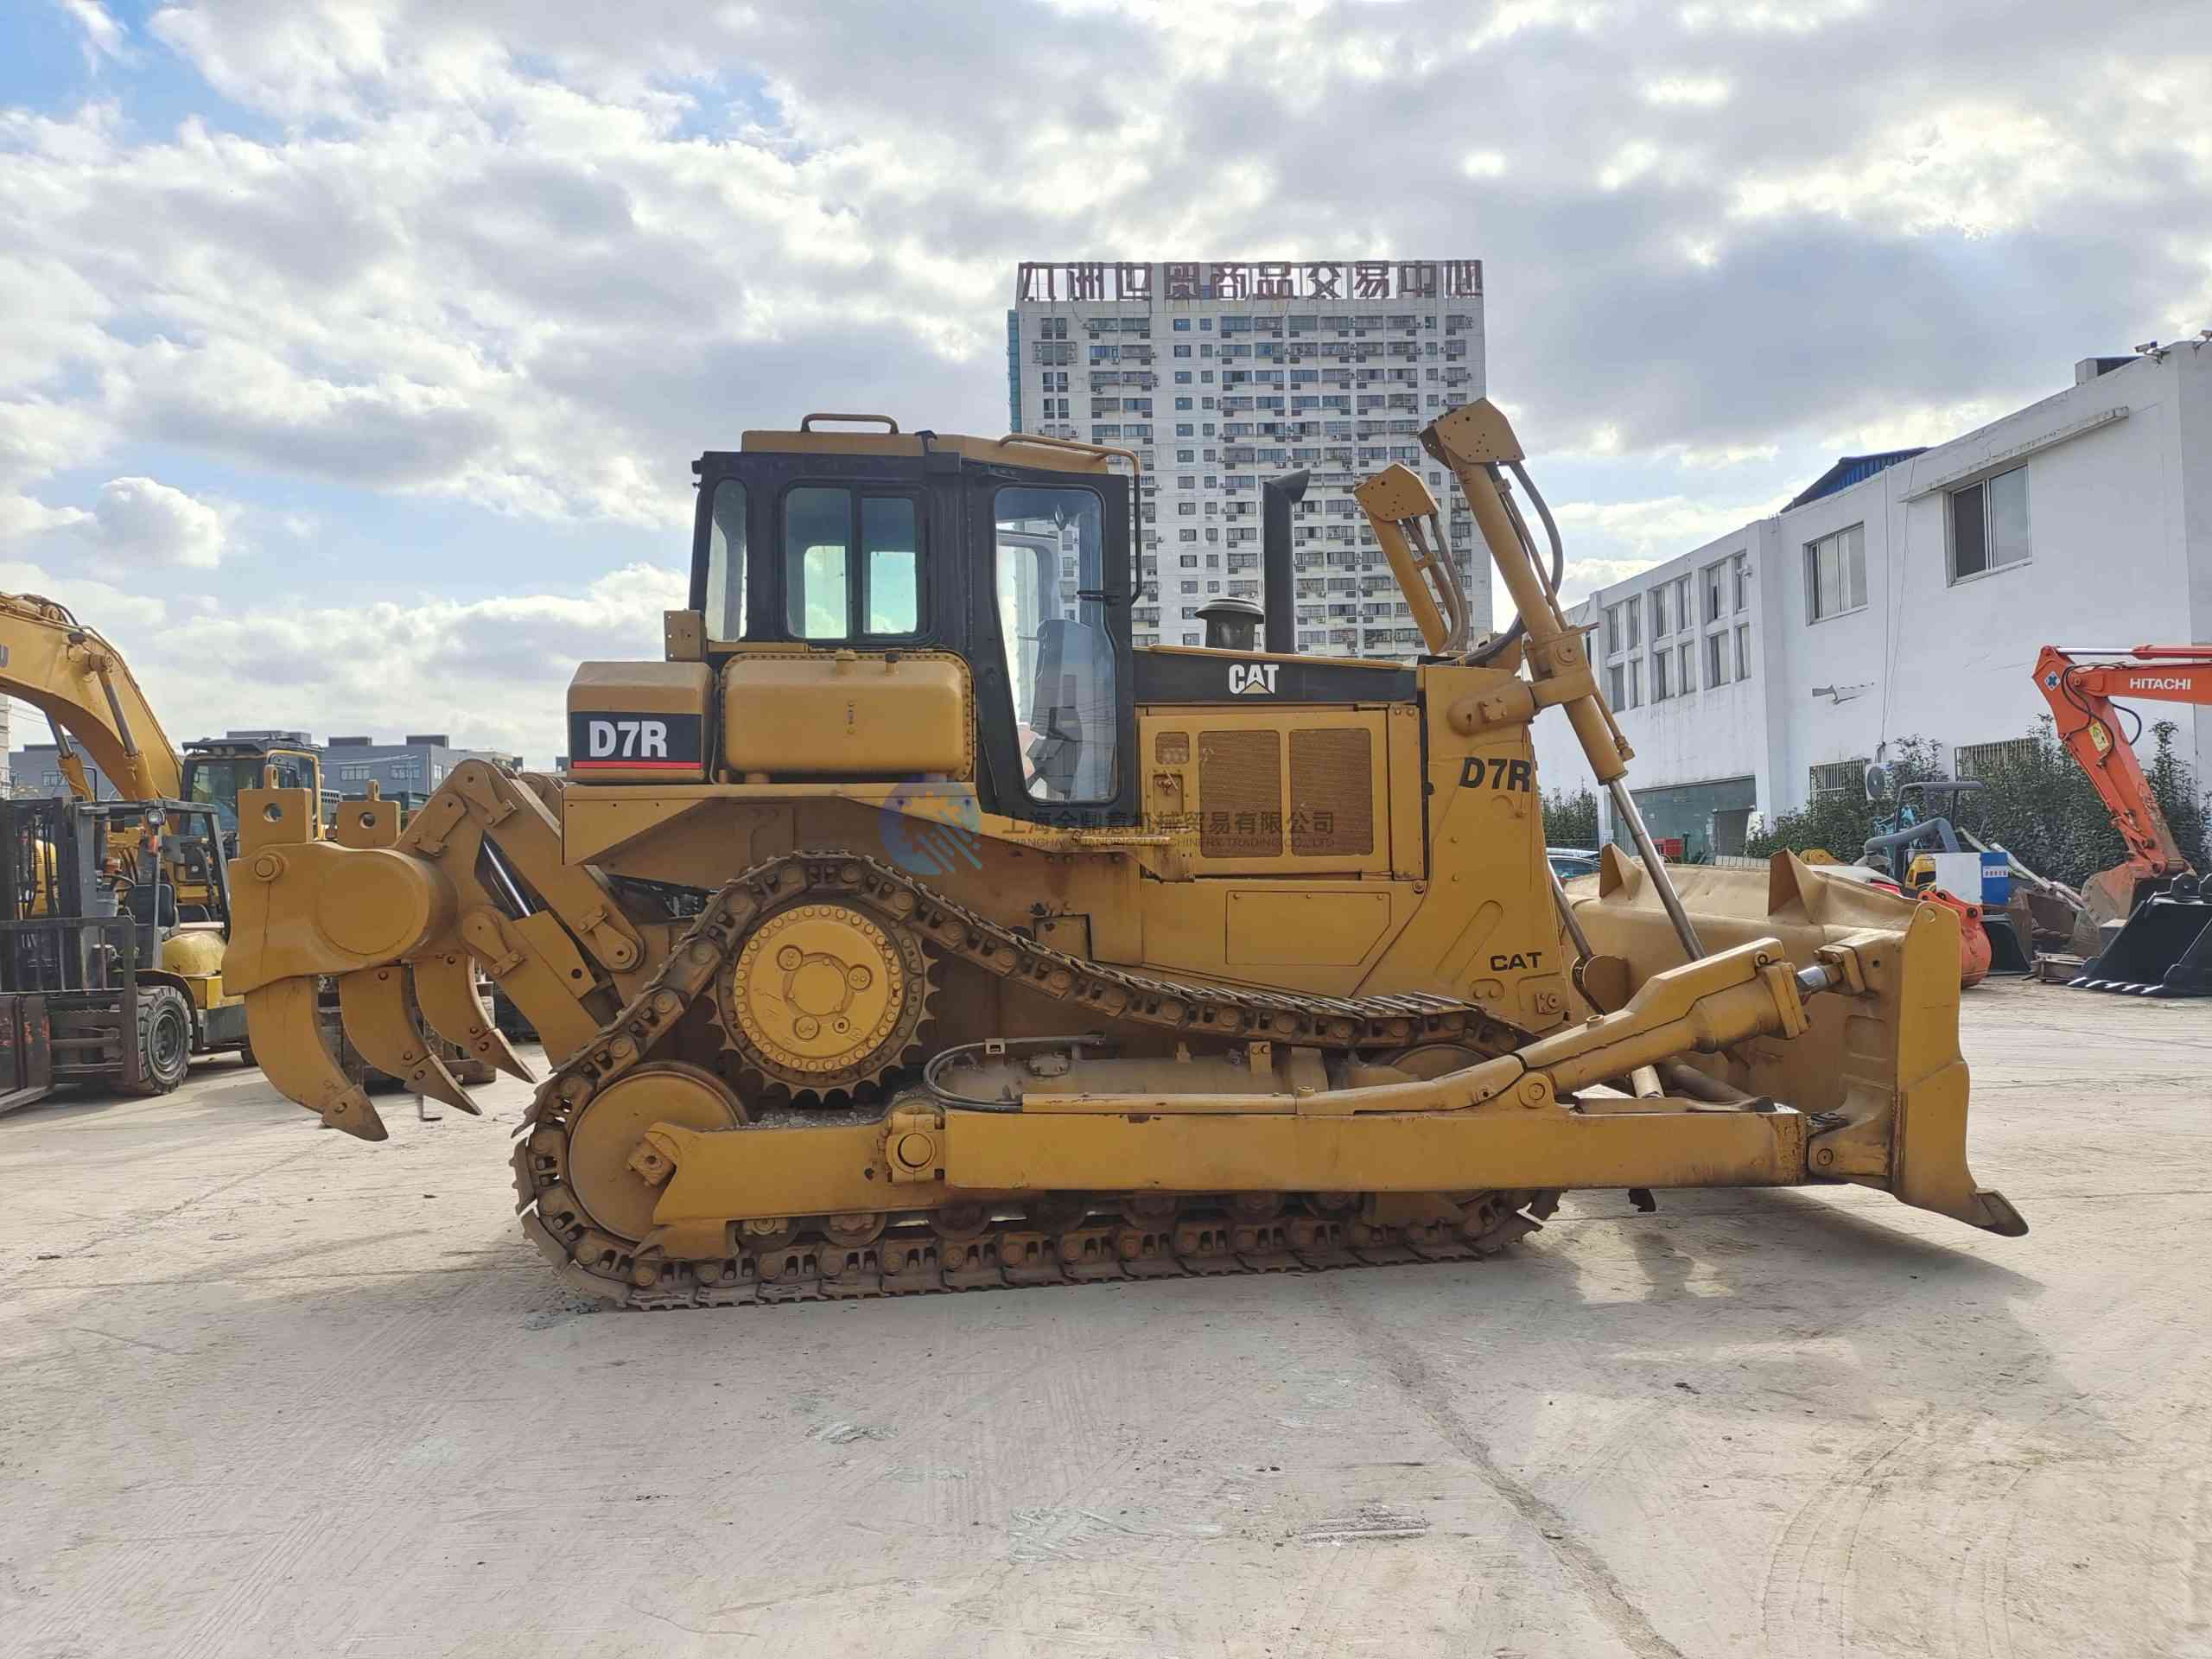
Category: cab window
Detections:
[
  {"x1": 784, "y1": 487, "x2": 924, "y2": 639},
  {"x1": 993, "y1": 486, "x2": 1116, "y2": 802},
  {"x1": 703, "y1": 479, "x2": 747, "y2": 639},
  {"x1": 188, "y1": 754, "x2": 309, "y2": 836}
]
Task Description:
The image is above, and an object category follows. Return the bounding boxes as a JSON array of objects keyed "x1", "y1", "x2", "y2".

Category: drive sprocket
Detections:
[{"x1": 713, "y1": 898, "x2": 934, "y2": 1096}]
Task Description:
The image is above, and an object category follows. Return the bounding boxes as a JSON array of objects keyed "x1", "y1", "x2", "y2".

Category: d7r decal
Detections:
[
  {"x1": 1459, "y1": 755, "x2": 1533, "y2": 791},
  {"x1": 568, "y1": 712, "x2": 704, "y2": 772}
]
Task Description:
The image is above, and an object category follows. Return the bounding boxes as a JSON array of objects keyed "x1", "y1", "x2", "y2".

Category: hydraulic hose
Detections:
[{"x1": 1468, "y1": 459, "x2": 1565, "y2": 666}]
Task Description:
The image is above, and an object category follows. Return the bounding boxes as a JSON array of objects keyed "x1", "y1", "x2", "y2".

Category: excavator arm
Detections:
[
  {"x1": 2032, "y1": 645, "x2": 2212, "y2": 890},
  {"x1": 0, "y1": 593, "x2": 183, "y2": 802},
  {"x1": 2034, "y1": 644, "x2": 2212, "y2": 996}
]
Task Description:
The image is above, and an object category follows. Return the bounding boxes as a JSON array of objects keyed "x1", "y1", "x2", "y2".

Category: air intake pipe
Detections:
[{"x1": 1261, "y1": 469, "x2": 1310, "y2": 655}]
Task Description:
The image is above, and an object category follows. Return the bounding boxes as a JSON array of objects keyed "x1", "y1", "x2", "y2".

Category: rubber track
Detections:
[{"x1": 508, "y1": 851, "x2": 1550, "y2": 1309}]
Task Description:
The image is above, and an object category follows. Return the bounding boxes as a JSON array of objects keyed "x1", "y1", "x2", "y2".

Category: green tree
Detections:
[
  {"x1": 1541, "y1": 786, "x2": 1599, "y2": 848},
  {"x1": 1744, "y1": 721, "x2": 2212, "y2": 888}
]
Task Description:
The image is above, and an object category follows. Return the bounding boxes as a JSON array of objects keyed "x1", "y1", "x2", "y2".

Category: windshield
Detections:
[
  {"x1": 187, "y1": 754, "x2": 310, "y2": 835},
  {"x1": 993, "y1": 486, "x2": 1116, "y2": 802}
]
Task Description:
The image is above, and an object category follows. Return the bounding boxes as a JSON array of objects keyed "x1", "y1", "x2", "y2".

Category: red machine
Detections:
[{"x1": 2032, "y1": 645, "x2": 2212, "y2": 995}]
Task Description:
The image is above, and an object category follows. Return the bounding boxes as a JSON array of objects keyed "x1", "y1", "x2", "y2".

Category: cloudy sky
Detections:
[{"x1": 4, "y1": 0, "x2": 2208, "y2": 764}]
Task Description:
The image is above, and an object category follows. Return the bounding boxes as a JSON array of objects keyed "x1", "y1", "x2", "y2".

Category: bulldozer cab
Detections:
[{"x1": 687, "y1": 419, "x2": 1141, "y2": 829}]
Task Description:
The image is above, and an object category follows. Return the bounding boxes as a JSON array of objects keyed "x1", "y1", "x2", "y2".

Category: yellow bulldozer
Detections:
[{"x1": 225, "y1": 398, "x2": 2023, "y2": 1307}]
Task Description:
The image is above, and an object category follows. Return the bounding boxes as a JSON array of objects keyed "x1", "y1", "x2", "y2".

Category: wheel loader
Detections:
[{"x1": 223, "y1": 397, "x2": 2023, "y2": 1307}]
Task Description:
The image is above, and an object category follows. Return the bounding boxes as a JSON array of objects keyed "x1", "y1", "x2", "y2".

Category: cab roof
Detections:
[{"x1": 702, "y1": 419, "x2": 1134, "y2": 478}]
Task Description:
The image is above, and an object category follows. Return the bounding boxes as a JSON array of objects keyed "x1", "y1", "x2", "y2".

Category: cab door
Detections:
[{"x1": 967, "y1": 463, "x2": 1139, "y2": 830}]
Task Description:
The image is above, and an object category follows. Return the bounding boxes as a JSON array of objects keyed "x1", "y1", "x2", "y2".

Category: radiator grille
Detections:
[
  {"x1": 1289, "y1": 728, "x2": 1374, "y2": 856},
  {"x1": 1198, "y1": 730, "x2": 1282, "y2": 858}
]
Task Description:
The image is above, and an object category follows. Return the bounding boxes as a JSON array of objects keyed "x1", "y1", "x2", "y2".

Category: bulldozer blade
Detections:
[
  {"x1": 245, "y1": 978, "x2": 388, "y2": 1141},
  {"x1": 2069, "y1": 885, "x2": 2212, "y2": 997},
  {"x1": 337, "y1": 966, "x2": 480, "y2": 1116},
  {"x1": 1570, "y1": 851, "x2": 2023, "y2": 1236},
  {"x1": 413, "y1": 950, "x2": 536, "y2": 1082}
]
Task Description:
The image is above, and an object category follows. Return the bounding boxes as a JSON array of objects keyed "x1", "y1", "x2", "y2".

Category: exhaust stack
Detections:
[{"x1": 1261, "y1": 469, "x2": 1310, "y2": 655}]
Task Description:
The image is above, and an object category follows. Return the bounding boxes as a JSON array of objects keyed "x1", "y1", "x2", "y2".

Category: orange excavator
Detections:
[{"x1": 2032, "y1": 644, "x2": 2212, "y2": 995}]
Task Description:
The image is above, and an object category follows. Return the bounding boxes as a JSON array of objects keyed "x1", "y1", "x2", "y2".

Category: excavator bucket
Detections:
[{"x1": 2072, "y1": 876, "x2": 2212, "y2": 995}]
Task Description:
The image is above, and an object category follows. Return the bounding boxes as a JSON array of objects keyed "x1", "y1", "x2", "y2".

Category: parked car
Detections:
[{"x1": 1547, "y1": 846, "x2": 1603, "y2": 881}]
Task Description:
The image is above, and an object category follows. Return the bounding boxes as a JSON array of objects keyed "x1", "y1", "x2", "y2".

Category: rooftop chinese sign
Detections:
[{"x1": 1015, "y1": 260, "x2": 1482, "y2": 304}]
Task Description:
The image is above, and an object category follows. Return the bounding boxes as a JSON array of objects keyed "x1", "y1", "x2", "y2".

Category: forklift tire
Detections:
[{"x1": 130, "y1": 986, "x2": 194, "y2": 1096}]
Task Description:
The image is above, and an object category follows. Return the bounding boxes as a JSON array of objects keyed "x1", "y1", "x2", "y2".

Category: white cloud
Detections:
[
  {"x1": 0, "y1": 0, "x2": 2206, "y2": 763},
  {"x1": 4, "y1": 559, "x2": 687, "y2": 764},
  {"x1": 1642, "y1": 75, "x2": 1731, "y2": 106},
  {"x1": 85, "y1": 477, "x2": 228, "y2": 570},
  {"x1": 2, "y1": 476, "x2": 230, "y2": 582},
  {"x1": 1552, "y1": 492, "x2": 1788, "y2": 560},
  {"x1": 56, "y1": 0, "x2": 124, "y2": 65},
  {"x1": 0, "y1": 560, "x2": 165, "y2": 634}
]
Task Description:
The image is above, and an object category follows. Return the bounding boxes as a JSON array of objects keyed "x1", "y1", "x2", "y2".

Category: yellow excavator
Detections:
[{"x1": 223, "y1": 398, "x2": 2022, "y2": 1307}]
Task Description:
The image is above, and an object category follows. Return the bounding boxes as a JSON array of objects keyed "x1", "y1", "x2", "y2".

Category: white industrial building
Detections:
[
  {"x1": 1008, "y1": 259, "x2": 1486, "y2": 655},
  {"x1": 1532, "y1": 343, "x2": 2212, "y2": 859}
]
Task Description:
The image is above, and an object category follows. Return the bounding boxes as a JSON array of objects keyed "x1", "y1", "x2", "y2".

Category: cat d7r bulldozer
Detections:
[{"x1": 223, "y1": 398, "x2": 2022, "y2": 1307}]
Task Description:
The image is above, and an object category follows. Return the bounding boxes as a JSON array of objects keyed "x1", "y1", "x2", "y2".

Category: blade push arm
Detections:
[{"x1": 2033, "y1": 645, "x2": 2212, "y2": 881}]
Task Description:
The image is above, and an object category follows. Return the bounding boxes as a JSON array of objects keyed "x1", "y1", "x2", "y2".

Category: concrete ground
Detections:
[{"x1": 0, "y1": 978, "x2": 2205, "y2": 1659}]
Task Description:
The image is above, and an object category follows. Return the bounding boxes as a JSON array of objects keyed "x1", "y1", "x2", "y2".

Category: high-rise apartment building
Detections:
[{"x1": 1007, "y1": 259, "x2": 1487, "y2": 658}]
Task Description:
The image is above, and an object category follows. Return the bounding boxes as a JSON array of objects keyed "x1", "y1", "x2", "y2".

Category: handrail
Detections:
[
  {"x1": 798, "y1": 413, "x2": 900, "y2": 433},
  {"x1": 993, "y1": 431, "x2": 1141, "y2": 479}
]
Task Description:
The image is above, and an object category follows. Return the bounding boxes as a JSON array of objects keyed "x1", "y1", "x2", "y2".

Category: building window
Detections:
[
  {"x1": 1732, "y1": 551, "x2": 1749, "y2": 613},
  {"x1": 1173, "y1": 318, "x2": 1191, "y2": 331},
  {"x1": 1608, "y1": 664, "x2": 1624, "y2": 705},
  {"x1": 1679, "y1": 642, "x2": 1695, "y2": 695},
  {"x1": 1652, "y1": 650, "x2": 1671, "y2": 701},
  {"x1": 1649, "y1": 585, "x2": 1669, "y2": 638},
  {"x1": 1809, "y1": 759, "x2": 1868, "y2": 800},
  {"x1": 1624, "y1": 601, "x2": 1642, "y2": 651},
  {"x1": 1805, "y1": 524, "x2": 1866, "y2": 622},
  {"x1": 1706, "y1": 631, "x2": 1730, "y2": 687},
  {"x1": 1735, "y1": 623, "x2": 1751, "y2": 677},
  {"x1": 339, "y1": 763, "x2": 371, "y2": 782},
  {"x1": 1949, "y1": 467, "x2": 2030, "y2": 581},
  {"x1": 1625, "y1": 658, "x2": 1642, "y2": 709},
  {"x1": 1956, "y1": 737, "x2": 2038, "y2": 777}
]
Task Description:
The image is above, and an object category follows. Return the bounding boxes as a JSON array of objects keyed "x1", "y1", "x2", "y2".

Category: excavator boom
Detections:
[{"x1": 0, "y1": 593, "x2": 183, "y2": 802}]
